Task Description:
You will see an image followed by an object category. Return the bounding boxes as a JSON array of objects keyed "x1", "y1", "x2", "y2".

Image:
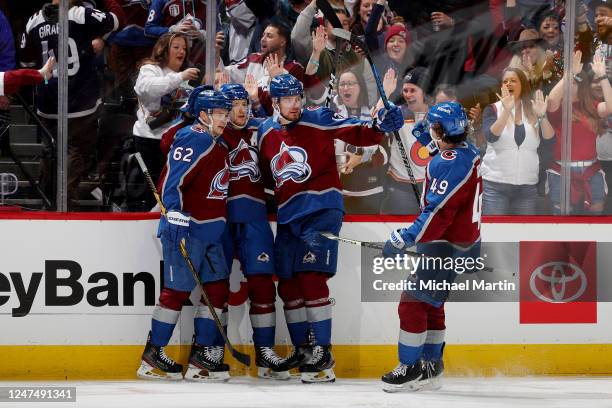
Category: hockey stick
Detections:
[
  {"x1": 316, "y1": 0, "x2": 343, "y2": 108},
  {"x1": 321, "y1": 232, "x2": 494, "y2": 273},
  {"x1": 331, "y1": 28, "x2": 422, "y2": 209},
  {"x1": 135, "y1": 153, "x2": 251, "y2": 367}
]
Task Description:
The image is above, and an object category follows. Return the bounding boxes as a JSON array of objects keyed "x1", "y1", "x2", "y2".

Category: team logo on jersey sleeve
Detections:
[
  {"x1": 270, "y1": 142, "x2": 311, "y2": 187},
  {"x1": 208, "y1": 167, "x2": 230, "y2": 199},
  {"x1": 229, "y1": 139, "x2": 261, "y2": 182},
  {"x1": 169, "y1": 4, "x2": 180, "y2": 17},
  {"x1": 440, "y1": 150, "x2": 457, "y2": 161}
]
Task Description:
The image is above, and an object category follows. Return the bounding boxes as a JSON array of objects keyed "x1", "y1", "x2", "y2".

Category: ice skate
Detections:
[
  {"x1": 137, "y1": 332, "x2": 183, "y2": 381},
  {"x1": 184, "y1": 344, "x2": 230, "y2": 382},
  {"x1": 419, "y1": 359, "x2": 444, "y2": 390},
  {"x1": 300, "y1": 345, "x2": 336, "y2": 383},
  {"x1": 255, "y1": 346, "x2": 292, "y2": 380},
  {"x1": 381, "y1": 362, "x2": 424, "y2": 393}
]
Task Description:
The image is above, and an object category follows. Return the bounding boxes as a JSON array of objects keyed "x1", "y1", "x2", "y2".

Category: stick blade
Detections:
[{"x1": 231, "y1": 349, "x2": 251, "y2": 367}]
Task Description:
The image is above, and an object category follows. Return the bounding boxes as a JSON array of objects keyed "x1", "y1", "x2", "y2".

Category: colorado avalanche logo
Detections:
[
  {"x1": 229, "y1": 139, "x2": 261, "y2": 182},
  {"x1": 440, "y1": 150, "x2": 457, "y2": 161},
  {"x1": 270, "y1": 142, "x2": 311, "y2": 187},
  {"x1": 208, "y1": 167, "x2": 229, "y2": 199}
]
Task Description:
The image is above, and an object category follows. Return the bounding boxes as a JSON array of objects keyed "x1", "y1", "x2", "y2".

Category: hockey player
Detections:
[
  {"x1": 257, "y1": 73, "x2": 403, "y2": 383},
  {"x1": 137, "y1": 87, "x2": 233, "y2": 382},
  {"x1": 219, "y1": 83, "x2": 299, "y2": 379},
  {"x1": 381, "y1": 101, "x2": 483, "y2": 392}
]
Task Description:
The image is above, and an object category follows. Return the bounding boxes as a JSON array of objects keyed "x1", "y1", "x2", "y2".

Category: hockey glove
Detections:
[
  {"x1": 302, "y1": 229, "x2": 324, "y2": 248},
  {"x1": 376, "y1": 103, "x2": 404, "y2": 133},
  {"x1": 382, "y1": 229, "x2": 410, "y2": 258},
  {"x1": 412, "y1": 119, "x2": 439, "y2": 156},
  {"x1": 158, "y1": 210, "x2": 190, "y2": 248}
]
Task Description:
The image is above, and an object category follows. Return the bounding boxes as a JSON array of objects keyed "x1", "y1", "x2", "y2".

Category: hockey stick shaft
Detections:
[
  {"x1": 331, "y1": 27, "x2": 423, "y2": 209},
  {"x1": 317, "y1": 0, "x2": 343, "y2": 108},
  {"x1": 134, "y1": 153, "x2": 251, "y2": 367},
  {"x1": 365, "y1": 53, "x2": 422, "y2": 208},
  {"x1": 321, "y1": 232, "x2": 494, "y2": 273}
]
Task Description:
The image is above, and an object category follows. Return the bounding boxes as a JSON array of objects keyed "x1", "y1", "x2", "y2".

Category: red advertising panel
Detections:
[{"x1": 520, "y1": 241, "x2": 597, "y2": 324}]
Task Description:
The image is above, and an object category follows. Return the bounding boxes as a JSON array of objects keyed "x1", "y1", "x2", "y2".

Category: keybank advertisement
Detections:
[{"x1": 0, "y1": 219, "x2": 611, "y2": 345}]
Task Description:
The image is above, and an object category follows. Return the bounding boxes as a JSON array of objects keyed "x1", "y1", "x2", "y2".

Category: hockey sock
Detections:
[
  {"x1": 150, "y1": 288, "x2": 190, "y2": 347},
  {"x1": 194, "y1": 280, "x2": 229, "y2": 346},
  {"x1": 398, "y1": 329, "x2": 426, "y2": 365},
  {"x1": 299, "y1": 272, "x2": 332, "y2": 346},
  {"x1": 398, "y1": 297, "x2": 427, "y2": 365},
  {"x1": 278, "y1": 277, "x2": 309, "y2": 346},
  {"x1": 423, "y1": 330, "x2": 446, "y2": 360},
  {"x1": 247, "y1": 275, "x2": 277, "y2": 347}
]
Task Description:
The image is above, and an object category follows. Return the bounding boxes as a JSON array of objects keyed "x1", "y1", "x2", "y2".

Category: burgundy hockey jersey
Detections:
[{"x1": 257, "y1": 106, "x2": 385, "y2": 224}]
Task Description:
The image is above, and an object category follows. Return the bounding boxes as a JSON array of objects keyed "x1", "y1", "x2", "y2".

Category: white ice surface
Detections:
[{"x1": 2, "y1": 377, "x2": 612, "y2": 408}]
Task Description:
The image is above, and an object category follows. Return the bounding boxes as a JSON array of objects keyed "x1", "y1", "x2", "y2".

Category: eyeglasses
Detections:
[{"x1": 338, "y1": 81, "x2": 359, "y2": 88}]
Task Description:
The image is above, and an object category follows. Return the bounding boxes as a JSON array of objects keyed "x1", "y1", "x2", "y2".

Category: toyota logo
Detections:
[{"x1": 529, "y1": 261, "x2": 588, "y2": 303}]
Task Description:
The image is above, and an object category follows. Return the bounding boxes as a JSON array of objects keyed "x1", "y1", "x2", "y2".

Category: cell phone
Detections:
[{"x1": 188, "y1": 63, "x2": 206, "y2": 87}]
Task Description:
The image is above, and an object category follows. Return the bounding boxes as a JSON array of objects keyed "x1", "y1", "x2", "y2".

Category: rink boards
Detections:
[{"x1": 0, "y1": 214, "x2": 611, "y2": 379}]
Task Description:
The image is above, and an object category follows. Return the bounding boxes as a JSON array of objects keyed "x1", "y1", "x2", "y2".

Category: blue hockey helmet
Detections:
[
  {"x1": 426, "y1": 101, "x2": 468, "y2": 137},
  {"x1": 269, "y1": 74, "x2": 303, "y2": 99},
  {"x1": 193, "y1": 86, "x2": 232, "y2": 115},
  {"x1": 219, "y1": 83, "x2": 249, "y2": 102},
  {"x1": 181, "y1": 85, "x2": 207, "y2": 116}
]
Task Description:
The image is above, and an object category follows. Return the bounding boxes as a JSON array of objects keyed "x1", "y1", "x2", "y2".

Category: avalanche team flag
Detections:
[{"x1": 519, "y1": 241, "x2": 597, "y2": 324}]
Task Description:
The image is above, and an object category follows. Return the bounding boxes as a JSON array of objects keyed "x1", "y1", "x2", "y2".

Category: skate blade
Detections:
[
  {"x1": 300, "y1": 368, "x2": 336, "y2": 383},
  {"x1": 136, "y1": 362, "x2": 183, "y2": 381},
  {"x1": 257, "y1": 367, "x2": 291, "y2": 380},
  {"x1": 382, "y1": 379, "x2": 421, "y2": 393},
  {"x1": 184, "y1": 365, "x2": 230, "y2": 382},
  {"x1": 419, "y1": 375, "x2": 443, "y2": 391}
]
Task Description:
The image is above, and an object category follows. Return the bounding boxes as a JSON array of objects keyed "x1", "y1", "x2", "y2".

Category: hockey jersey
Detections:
[
  {"x1": 158, "y1": 124, "x2": 229, "y2": 241},
  {"x1": 20, "y1": 6, "x2": 119, "y2": 118},
  {"x1": 388, "y1": 119, "x2": 433, "y2": 183},
  {"x1": 257, "y1": 106, "x2": 385, "y2": 224},
  {"x1": 145, "y1": 0, "x2": 206, "y2": 38},
  {"x1": 223, "y1": 118, "x2": 268, "y2": 222},
  {"x1": 107, "y1": 0, "x2": 155, "y2": 47},
  {"x1": 399, "y1": 142, "x2": 483, "y2": 247}
]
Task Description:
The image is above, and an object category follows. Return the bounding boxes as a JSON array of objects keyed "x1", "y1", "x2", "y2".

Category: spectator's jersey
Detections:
[
  {"x1": 145, "y1": 0, "x2": 206, "y2": 38},
  {"x1": 107, "y1": 0, "x2": 155, "y2": 47},
  {"x1": 159, "y1": 124, "x2": 229, "y2": 241},
  {"x1": 257, "y1": 106, "x2": 385, "y2": 224},
  {"x1": 223, "y1": 118, "x2": 268, "y2": 223},
  {"x1": 389, "y1": 118, "x2": 433, "y2": 183},
  {"x1": 399, "y1": 142, "x2": 482, "y2": 247},
  {"x1": 20, "y1": 6, "x2": 119, "y2": 118}
]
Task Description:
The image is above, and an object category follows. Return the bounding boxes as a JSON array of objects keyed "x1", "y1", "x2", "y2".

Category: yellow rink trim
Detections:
[{"x1": 1, "y1": 344, "x2": 611, "y2": 380}]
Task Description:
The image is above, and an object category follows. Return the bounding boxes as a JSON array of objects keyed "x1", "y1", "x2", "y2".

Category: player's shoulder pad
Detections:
[
  {"x1": 429, "y1": 145, "x2": 476, "y2": 180},
  {"x1": 247, "y1": 117, "x2": 265, "y2": 129},
  {"x1": 257, "y1": 116, "x2": 279, "y2": 143},
  {"x1": 172, "y1": 125, "x2": 214, "y2": 152}
]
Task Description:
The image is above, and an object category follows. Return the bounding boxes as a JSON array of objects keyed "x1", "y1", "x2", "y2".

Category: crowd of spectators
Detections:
[{"x1": 1, "y1": 0, "x2": 612, "y2": 215}]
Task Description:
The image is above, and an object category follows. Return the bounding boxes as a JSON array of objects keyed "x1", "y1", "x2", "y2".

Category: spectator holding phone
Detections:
[{"x1": 131, "y1": 32, "x2": 199, "y2": 210}]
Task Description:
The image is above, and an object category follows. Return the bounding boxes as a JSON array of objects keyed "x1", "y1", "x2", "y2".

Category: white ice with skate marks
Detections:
[{"x1": 2, "y1": 377, "x2": 612, "y2": 408}]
